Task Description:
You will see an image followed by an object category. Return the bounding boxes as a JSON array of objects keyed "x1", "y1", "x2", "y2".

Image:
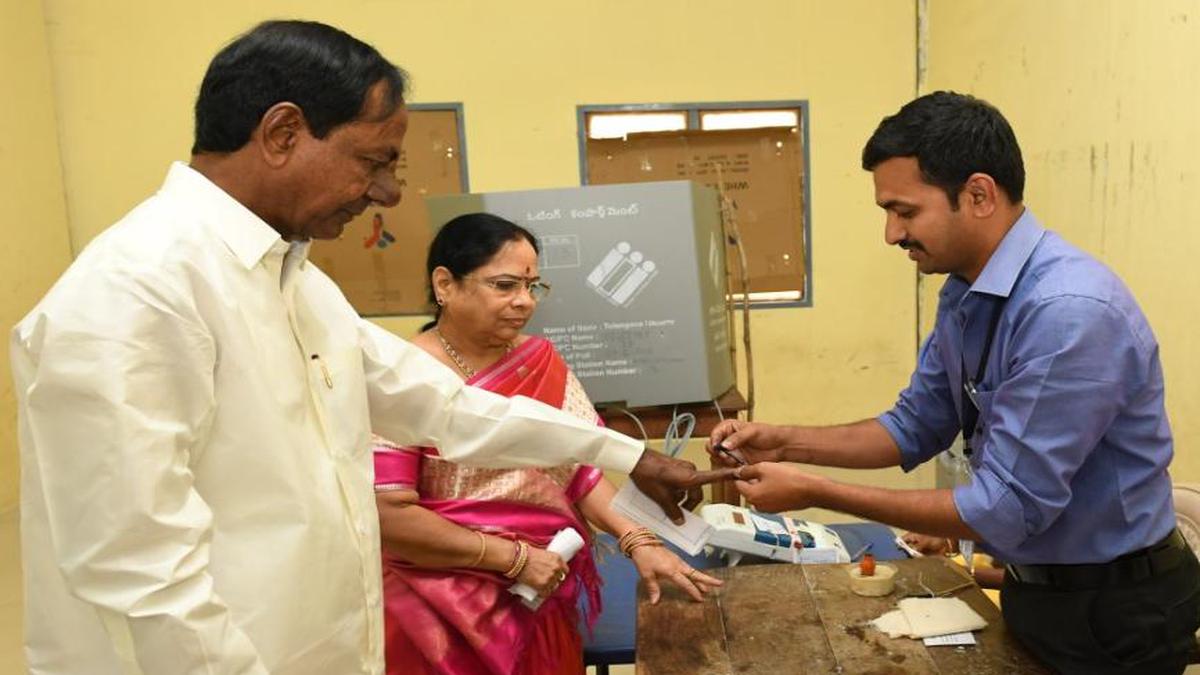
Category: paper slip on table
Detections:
[{"x1": 636, "y1": 556, "x2": 1051, "y2": 674}]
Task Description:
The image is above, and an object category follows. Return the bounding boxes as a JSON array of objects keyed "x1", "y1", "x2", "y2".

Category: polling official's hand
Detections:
[
  {"x1": 733, "y1": 462, "x2": 828, "y2": 513},
  {"x1": 707, "y1": 420, "x2": 788, "y2": 466},
  {"x1": 630, "y1": 450, "x2": 738, "y2": 525}
]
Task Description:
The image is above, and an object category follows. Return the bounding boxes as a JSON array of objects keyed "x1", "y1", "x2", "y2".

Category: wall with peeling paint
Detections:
[
  {"x1": 17, "y1": 0, "x2": 1194, "y2": 516},
  {"x1": 0, "y1": 0, "x2": 74, "y2": 511},
  {"x1": 7, "y1": 1, "x2": 929, "y2": 512},
  {"x1": 926, "y1": 0, "x2": 1200, "y2": 484}
]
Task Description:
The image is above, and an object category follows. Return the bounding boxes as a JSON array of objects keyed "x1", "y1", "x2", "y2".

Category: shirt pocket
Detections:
[{"x1": 315, "y1": 346, "x2": 371, "y2": 458}]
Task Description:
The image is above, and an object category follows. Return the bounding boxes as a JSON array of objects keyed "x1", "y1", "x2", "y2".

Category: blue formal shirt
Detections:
[{"x1": 878, "y1": 209, "x2": 1176, "y2": 564}]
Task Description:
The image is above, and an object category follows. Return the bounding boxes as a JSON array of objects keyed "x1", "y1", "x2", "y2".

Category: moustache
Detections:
[{"x1": 898, "y1": 239, "x2": 925, "y2": 253}]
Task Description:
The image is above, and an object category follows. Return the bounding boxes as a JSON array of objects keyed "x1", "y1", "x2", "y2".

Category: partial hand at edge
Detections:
[
  {"x1": 900, "y1": 531, "x2": 952, "y2": 556},
  {"x1": 630, "y1": 449, "x2": 739, "y2": 525}
]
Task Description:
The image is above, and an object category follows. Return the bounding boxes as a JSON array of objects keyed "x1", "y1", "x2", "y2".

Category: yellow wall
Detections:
[
  {"x1": 0, "y1": 0, "x2": 74, "y2": 511},
  {"x1": 925, "y1": 0, "x2": 1200, "y2": 483},
  {"x1": 16, "y1": 0, "x2": 1198, "y2": 514},
  {"x1": 39, "y1": 0, "x2": 930, "y2": 505}
]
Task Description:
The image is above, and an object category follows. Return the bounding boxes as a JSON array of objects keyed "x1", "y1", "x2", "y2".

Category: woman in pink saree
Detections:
[{"x1": 374, "y1": 213, "x2": 721, "y2": 675}]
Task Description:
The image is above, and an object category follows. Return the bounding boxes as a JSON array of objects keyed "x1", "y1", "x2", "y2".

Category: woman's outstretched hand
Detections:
[{"x1": 630, "y1": 546, "x2": 722, "y2": 604}]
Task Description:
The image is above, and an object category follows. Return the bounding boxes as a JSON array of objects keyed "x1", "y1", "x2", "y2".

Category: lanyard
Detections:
[{"x1": 959, "y1": 297, "x2": 1007, "y2": 456}]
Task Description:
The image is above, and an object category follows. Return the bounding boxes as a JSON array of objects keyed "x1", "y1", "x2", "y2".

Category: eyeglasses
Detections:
[{"x1": 467, "y1": 275, "x2": 551, "y2": 301}]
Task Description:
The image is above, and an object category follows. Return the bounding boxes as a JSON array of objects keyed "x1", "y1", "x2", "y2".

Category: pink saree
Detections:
[{"x1": 373, "y1": 336, "x2": 605, "y2": 675}]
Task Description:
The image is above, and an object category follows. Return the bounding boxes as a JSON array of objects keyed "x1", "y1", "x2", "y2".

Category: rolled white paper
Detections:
[{"x1": 508, "y1": 527, "x2": 585, "y2": 610}]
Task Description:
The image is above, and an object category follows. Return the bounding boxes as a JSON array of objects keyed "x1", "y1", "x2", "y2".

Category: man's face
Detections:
[
  {"x1": 280, "y1": 84, "x2": 408, "y2": 241},
  {"x1": 872, "y1": 156, "x2": 973, "y2": 277}
]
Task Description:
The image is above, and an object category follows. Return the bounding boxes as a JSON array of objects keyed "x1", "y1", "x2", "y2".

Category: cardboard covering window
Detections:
[
  {"x1": 309, "y1": 108, "x2": 466, "y2": 315},
  {"x1": 586, "y1": 127, "x2": 806, "y2": 297}
]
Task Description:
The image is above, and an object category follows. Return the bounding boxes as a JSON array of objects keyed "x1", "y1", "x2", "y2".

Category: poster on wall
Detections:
[
  {"x1": 309, "y1": 107, "x2": 467, "y2": 315},
  {"x1": 586, "y1": 127, "x2": 806, "y2": 297}
]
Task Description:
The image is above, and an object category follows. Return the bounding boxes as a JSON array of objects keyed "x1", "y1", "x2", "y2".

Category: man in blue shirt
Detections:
[{"x1": 709, "y1": 91, "x2": 1199, "y2": 674}]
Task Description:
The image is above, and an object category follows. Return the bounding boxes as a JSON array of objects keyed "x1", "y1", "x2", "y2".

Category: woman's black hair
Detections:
[{"x1": 421, "y1": 212, "x2": 540, "y2": 332}]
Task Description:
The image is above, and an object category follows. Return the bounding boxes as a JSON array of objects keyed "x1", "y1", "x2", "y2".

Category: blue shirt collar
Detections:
[{"x1": 968, "y1": 208, "x2": 1045, "y2": 298}]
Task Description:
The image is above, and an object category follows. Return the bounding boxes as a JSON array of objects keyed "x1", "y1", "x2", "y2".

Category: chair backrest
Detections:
[
  {"x1": 1175, "y1": 483, "x2": 1200, "y2": 559},
  {"x1": 1173, "y1": 483, "x2": 1200, "y2": 643}
]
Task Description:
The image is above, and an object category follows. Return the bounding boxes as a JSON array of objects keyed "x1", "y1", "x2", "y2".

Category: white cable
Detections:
[
  {"x1": 614, "y1": 407, "x2": 649, "y2": 442},
  {"x1": 662, "y1": 408, "x2": 696, "y2": 459}
]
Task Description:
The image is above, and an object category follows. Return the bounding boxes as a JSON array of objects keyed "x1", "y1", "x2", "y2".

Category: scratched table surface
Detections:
[{"x1": 636, "y1": 556, "x2": 1051, "y2": 674}]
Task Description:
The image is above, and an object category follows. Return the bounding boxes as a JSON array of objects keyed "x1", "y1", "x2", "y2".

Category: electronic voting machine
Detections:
[
  {"x1": 610, "y1": 482, "x2": 850, "y2": 566},
  {"x1": 700, "y1": 504, "x2": 850, "y2": 566}
]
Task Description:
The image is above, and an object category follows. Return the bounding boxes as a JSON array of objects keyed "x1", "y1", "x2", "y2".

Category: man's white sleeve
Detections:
[
  {"x1": 12, "y1": 271, "x2": 267, "y2": 675},
  {"x1": 359, "y1": 320, "x2": 643, "y2": 473}
]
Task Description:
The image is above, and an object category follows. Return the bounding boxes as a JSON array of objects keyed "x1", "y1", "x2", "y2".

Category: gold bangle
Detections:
[
  {"x1": 621, "y1": 533, "x2": 657, "y2": 548},
  {"x1": 618, "y1": 526, "x2": 652, "y2": 544},
  {"x1": 620, "y1": 529, "x2": 661, "y2": 557},
  {"x1": 619, "y1": 534, "x2": 655, "y2": 553},
  {"x1": 503, "y1": 541, "x2": 529, "y2": 579},
  {"x1": 624, "y1": 539, "x2": 664, "y2": 558},
  {"x1": 514, "y1": 541, "x2": 530, "y2": 578},
  {"x1": 618, "y1": 526, "x2": 653, "y2": 547},
  {"x1": 467, "y1": 531, "x2": 487, "y2": 568}
]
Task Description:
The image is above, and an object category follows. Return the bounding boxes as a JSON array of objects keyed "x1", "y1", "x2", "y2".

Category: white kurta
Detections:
[{"x1": 11, "y1": 163, "x2": 642, "y2": 675}]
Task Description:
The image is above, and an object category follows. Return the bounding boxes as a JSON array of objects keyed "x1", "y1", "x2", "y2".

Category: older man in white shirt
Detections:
[{"x1": 11, "y1": 21, "x2": 729, "y2": 675}]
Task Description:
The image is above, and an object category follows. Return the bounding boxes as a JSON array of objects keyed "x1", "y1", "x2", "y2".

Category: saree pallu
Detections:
[{"x1": 374, "y1": 336, "x2": 605, "y2": 675}]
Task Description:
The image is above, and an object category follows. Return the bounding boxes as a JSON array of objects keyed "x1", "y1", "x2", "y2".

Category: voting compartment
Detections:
[{"x1": 426, "y1": 181, "x2": 734, "y2": 407}]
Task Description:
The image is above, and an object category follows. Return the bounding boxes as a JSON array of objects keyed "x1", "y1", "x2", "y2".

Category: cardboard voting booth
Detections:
[{"x1": 426, "y1": 180, "x2": 734, "y2": 407}]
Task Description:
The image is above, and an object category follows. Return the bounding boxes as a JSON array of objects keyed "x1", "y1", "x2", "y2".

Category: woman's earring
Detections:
[{"x1": 436, "y1": 296, "x2": 445, "y2": 306}]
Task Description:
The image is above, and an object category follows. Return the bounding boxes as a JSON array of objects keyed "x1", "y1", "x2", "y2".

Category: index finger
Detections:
[{"x1": 684, "y1": 467, "x2": 740, "y2": 486}]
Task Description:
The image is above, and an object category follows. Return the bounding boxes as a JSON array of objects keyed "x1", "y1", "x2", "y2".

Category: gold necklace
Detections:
[
  {"x1": 434, "y1": 327, "x2": 476, "y2": 378},
  {"x1": 434, "y1": 327, "x2": 514, "y2": 379}
]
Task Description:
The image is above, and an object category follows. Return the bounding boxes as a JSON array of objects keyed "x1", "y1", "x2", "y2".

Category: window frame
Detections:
[
  {"x1": 410, "y1": 101, "x2": 471, "y2": 194},
  {"x1": 358, "y1": 102, "x2": 470, "y2": 317},
  {"x1": 576, "y1": 100, "x2": 813, "y2": 309}
]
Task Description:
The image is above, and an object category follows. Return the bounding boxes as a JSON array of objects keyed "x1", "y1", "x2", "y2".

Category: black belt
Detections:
[{"x1": 1005, "y1": 529, "x2": 1189, "y2": 591}]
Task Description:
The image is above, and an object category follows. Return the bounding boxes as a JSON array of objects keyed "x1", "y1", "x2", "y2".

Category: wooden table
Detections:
[{"x1": 636, "y1": 556, "x2": 1051, "y2": 674}]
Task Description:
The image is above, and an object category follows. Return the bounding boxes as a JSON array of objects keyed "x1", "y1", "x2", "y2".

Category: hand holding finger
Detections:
[
  {"x1": 707, "y1": 420, "x2": 744, "y2": 450},
  {"x1": 732, "y1": 462, "x2": 818, "y2": 513}
]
